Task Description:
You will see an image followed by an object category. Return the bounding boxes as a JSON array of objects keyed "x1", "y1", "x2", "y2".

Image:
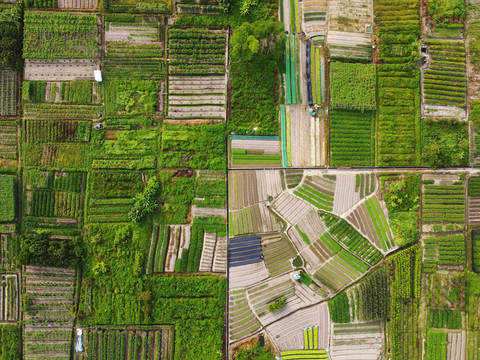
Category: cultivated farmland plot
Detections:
[
  {"x1": 261, "y1": 233, "x2": 296, "y2": 277},
  {"x1": 230, "y1": 136, "x2": 282, "y2": 168},
  {"x1": 327, "y1": 31, "x2": 372, "y2": 61},
  {"x1": 199, "y1": 232, "x2": 227, "y2": 273},
  {"x1": 346, "y1": 195, "x2": 395, "y2": 253},
  {"x1": 302, "y1": 0, "x2": 327, "y2": 38},
  {"x1": 332, "y1": 173, "x2": 360, "y2": 215},
  {"x1": 23, "y1": 11, "x2": 100, "y2": 59},
  {"x1": 228, "y1": 170, "x2": 283, "y2": 210},
  {"x1": 447, "y1": 331, "x2": 466, "y2": 360},
  {"x1": 0, "y1": 69, "x2": 17, "y2": 117},
  {"x1": 299, "y1": 231, "x2": 336, "y2": 273},
  {"x1": 24, "y1": 59, "x2": 100, "y2": 81},
  {"x1": 0, "y1": 233, "x2": 16, "y2": 271},
  {"x1": 83, "y1": 326, "x2": 173, "y2": 360},
  {"x1": 23, "y1": 266, "x2": 76, "y2": 360},
  {"x1": 330, "y1": 321, "x2": 383, "y2": 360},
  {"x1": 229, "y1": 260, "x2": 269, "y2": 290},
  {"x1": 229, "y1": 289, "x2": 262, "y2": 343},
  {"x1": 245, "y1": 272, "x2": 321, "y2": 327},
  {"x1": 164, "y1": 225, "x2": 191, "y2": 272},
  {"x1": 58, "y1": 0, "x2": 97, "y2": 9},
  {"x1": 105, "y1": 23, "x2": 160, "y2": 43},
  {"x1": 0, "y1": 121, "x2": 18, "y2": 161},
  {"x1": 0, "y1": 274, "x2": 18, "y2": 322},
  {"x1": 264, "y1": 302, "x2": 330, "y2": 351},
  {"x1": 287, "y1": 209, "x2": 326, "y2": 251},
  {"x1": 167, "y1": 27, "x2": 228, "y2": 121},
  {"x1": 229, "y1": 203, "x2": 280, "y2": 236},
  {"x1": 281, "y1": 105, "x2": 326, "y2": 167},
  {"x1": 327, "y1": 0, "x2": 373, "y2": 33},
  {"x1": 422, "y1": 40, "x2": 467, "y2": 118},
  {"x1": 422, "y1": 174, "x2": 465, "y2": 231}
]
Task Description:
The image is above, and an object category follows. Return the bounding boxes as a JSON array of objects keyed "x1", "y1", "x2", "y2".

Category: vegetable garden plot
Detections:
[
  {"x1": 194, "y1": 174, "x2": 226, "y2": 209},
  {"x1": 426, "y1": 330, "x2": 447, "y2": 360},
  {"x1": 422, "y1": 184, "x2": 465, "y2": 225},
  {"x1": 176, "y1": 0, "x2": 225, "y2": 14},
  {"x1": 0, "y1": 274, "x2": 17, "y2": 321},
  {"x1": 245, "y1": 273, "x2": 318, "y2": 327},
  {"x1": 24, "y1": 59, "x2": 99, "y2": 81},
  {"x1": 105, "y1": 22, "x2": 160, "y2": 44},
  {"x1": 229, "y1": 259, "x2": 269, "y2": 290},
  {"x1": 327, "y1": 31, "x2": 372, "y2": 62},
  {"x1": 166, "y1": 27, "x2": 227, "y2": 120},
  {"x1": 319, "y1": 211, "x2": 382, "y2": 264},
  {"x1": 228, "y1": 289, "x2": 261, "y2": 343},
  {"x1": 332, "y1": 174, "x2": 360, "y2": 215},
  {"x1": 302, "y1": 0, "x2": 327, "y2": 38},
  {"x1": 228, "y1": 170, "x2": 283, "y2": 210},
  {"x1": 281, "y1": 105, "x2": 326, "y2": 167},
  {"x1": 330, "y1": 321, "x2": 383, "y2": 360},
  {"x1": 428, "y1": 309, "x2": 462, "y2": 330},
  {"x1": 387, "y1": 246, "x2": 421, "y2": 360},
  {"x1": 23, "y1": 266, "x2": 76, "y2": 360},
  {"x1": 83, "y1": 326, "x2": 172, "y2": 360},
  {"x1": 376, "y1": 64, "x2": 420, "y2": 166},
  {"x1": 330, "y1": 62, "x2": 376, "y2": 111},
  {"x1": 346, "y1": 196, "x2": 395, "y2": 252},
  {"x1": 422, "y1": 234, "x2": 465, "y2": 269},
  {"x1": 23, "y1": 11, "x2": 99, "y2": 59},
  {"x1": 229, "y1": 203, "x2": 280, "y2": 236},
  {"x1": 285, "y1": 35, "x2": 297, "y2": 105},
  {"x1": 265, "y1": 302, "x2": 330, "y2": 351},
  {"x1": 0, "y1": 69, "x2": 16, "y2": 117},
  {"x1": 261, "y1": 234, "x2": 296, "y2": 277},
  {"x1": 355, "y1": 265, "x2": 388, "y2": 322},
  {"x1": 0, "y1": 121, "x2": 17, "y2": 161},
  {"x1": 0, "y1": 175, "x2": 15, "y2": 222},
  {"x1": 423, "y1": 40, "x2": 467, "y2": 112},
  {"x1": 0, "y1": 233, "x2": 16, "y2": 272},
  {"x1": 23, "y1": 80, "x2": 98, "y2": 105},
  {"x1": 24, "y1": 171, "x2": 86, "y2": 233},
  {"x1": 357, "y1": 173, "x2": 376, "y2": 199},
  {"x1": 57, "y1": 0, "x2": 97, "y2": 9},
  {"x1": 314, "y1": 250, "x2": 368, "y2": 292},
  {"x1": 230, "y1": 135, "x2": 282, "y2": 168},
  {"x1": 23, "y1": 103, "x2": 102, "y2": 120},
  {"x1": 330, "y1": 109, "x2": 375, "y2": 167},
  {"x1": 310, "y1": 44, "x2": 325, "y2": 104},
  {"x1": 199, "y1": 232, "x2": 226, "y2": 273},
  {"x1": 299, "y1": 232, "x2": 337, "y2": 273},
  {"x1": 446, "y1": 331, "x2": 466, "y2": 360},
  {"x1": 25, "y1": 120, "x2": 91, "y2": 143},
  {"x1": 328, "y1": 0, "x2": 373, "y2": 33},
  {"x1": 161, "y1": 123, "x2": 226, "y2": 170},
  {"x1": 293, "y1": 209, "x2": 326, "y2": 246},
  {"x1": 272, "y1": 191, "x2": 315, "y2": 225}
]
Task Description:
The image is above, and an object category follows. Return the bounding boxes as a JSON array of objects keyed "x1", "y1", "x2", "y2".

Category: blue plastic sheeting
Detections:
[
  {"x1": 229, "y1": 257, "x2": 263, "y2": 267},
  {"x1": 306, "y1": 41, "x2": 313, "y2": 106},
  {"x1": 229, "y1": 249, "x2": 263, "y2": 260},
  {"x1": 229, "y1": 240, "x2": 261, "y2": 249},
  {"x1": 230, "y1": 235, "x2": 261, "y2": 244},
  {"x1": 230, "y1": 135, "x2": 280, "y2": 141},
  {"x1": 230, "y1": 245, "x2": 262, "y2": 255}
]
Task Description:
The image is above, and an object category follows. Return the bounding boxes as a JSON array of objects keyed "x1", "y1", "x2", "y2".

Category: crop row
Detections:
[
  {"x1": 29, "y1": 190, "x2": 82, "y2": 218},
  {"x1": 330, "y1": 109, "x2": 374, "y2": 166},
  {"x1": 104, "y1": 59, "x2": 166, "y2": 80}
]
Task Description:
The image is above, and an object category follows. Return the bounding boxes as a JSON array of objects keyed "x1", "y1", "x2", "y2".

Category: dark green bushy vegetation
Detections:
[
  {"x1": 0, "y1": 4, "x2": 23, "y2": 71},
  {"x1": 421, "y1": 119, "x2": 468, "y2": 169},
  {"x1": 382, "y1": 174, "x2": 420, "y2": 247},
  {"x1": 230, "y1": 21, "x2": 285, "y2": 135},
  {"x1": 0, "y1": 325, "x2": 21, "y2": 360},
  {"x1": 328, "y1": 292, "x2": 350, "y2": 323}
]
